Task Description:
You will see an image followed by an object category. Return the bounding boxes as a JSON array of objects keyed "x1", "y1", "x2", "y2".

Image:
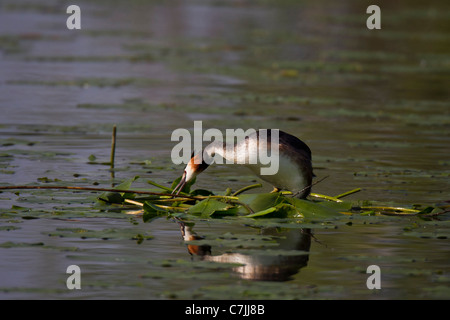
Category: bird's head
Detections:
[{"x1": 172, "y1": 152, "x2": 209, "y2": 195}]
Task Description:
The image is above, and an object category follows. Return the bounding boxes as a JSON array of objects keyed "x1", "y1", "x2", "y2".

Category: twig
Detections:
[
  {"x1": 231, "y1": 183, "x2": 262, "y2": 196},
  {"x1": 124, "y1": 199, "x2": 188, "y2": 212},
  {"x1": 335, "y1": 188, "x2": 361, "y2": 199},
  {"x1": 423, "y1": 209, "x2": 450, "y2": 217},
  {"x1": 360, "y1": 206, "x2": 420, "y2": 213},
  {"x1": 309, "y1": 193, "x2": 343, "y2": 202},
  {"x1": 110, "y1": 125, "x2": 117, "y2": 169},
  {"x1": 0, "y1": 185, "x2": 199, "y2": 199},
  {"x1": 124, "y1": 209, "x2": 144, "y2": 215},
  {"x1": 124, "y1": 199, "x2": 144, "y2": 206},
  {"x1": 292, "y1": 175, "x2": 329, "y2": 198},
  {"x1": 229, "y1": 200, "x2": 254, "y2": 214}
]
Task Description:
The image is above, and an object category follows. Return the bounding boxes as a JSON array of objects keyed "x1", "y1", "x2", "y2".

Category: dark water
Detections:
[{"x1": 0, "y1": 0, "x2": 449, "y2": 299}]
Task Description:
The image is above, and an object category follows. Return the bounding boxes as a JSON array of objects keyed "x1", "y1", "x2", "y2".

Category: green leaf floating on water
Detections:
[
  {"x1": 188, "y1": 198, "x2": 233, "y2": 218},
  {"x1": 239, "y1": 194, "x2": 349, "y2": 219},
  {"x1": 238, "y1": 192, "x2": 284, "y2": 213},
  {"x1": 288, "y1": 198, "x2": 351, "y2": 219},
  {"x1": 114, "y1": 175, "x2": 140, "y2": 192},
  {"x1": 98, "y1": 175, "x2": 139, "y2": 204},
  {"x1": 244, "y1": 203, "x2": 301, "y2": 218},
  {"x1": 143, "y1": 201, "x2": 167, "y2": 222}
]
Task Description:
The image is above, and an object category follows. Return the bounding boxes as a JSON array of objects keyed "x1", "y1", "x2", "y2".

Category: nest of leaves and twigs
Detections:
[
  {"x1": 1, "y1": 175, "x2": 447, "y2": 222},
  {"x1": 93, "y1": 176, "x2": 448, "y2": 222}
]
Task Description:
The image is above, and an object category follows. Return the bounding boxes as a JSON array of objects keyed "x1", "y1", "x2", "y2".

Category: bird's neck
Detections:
[{"x1": 203, "y1": 141, "x2": 236, "y2": 164}]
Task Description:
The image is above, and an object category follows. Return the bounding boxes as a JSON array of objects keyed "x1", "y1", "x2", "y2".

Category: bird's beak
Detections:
[{"x1": 172, "y1": 170, "x2": 187, "y2": 195}]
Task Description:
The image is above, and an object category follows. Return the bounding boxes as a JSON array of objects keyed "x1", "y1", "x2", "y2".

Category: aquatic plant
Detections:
[{"x1": 1, "y1": 175, "x2": 445, "y2": 224}]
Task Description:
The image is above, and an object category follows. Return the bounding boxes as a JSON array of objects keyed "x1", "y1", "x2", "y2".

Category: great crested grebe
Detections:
[{"x1": 172, "y1": 129, "x2": 314, "y2": 198}]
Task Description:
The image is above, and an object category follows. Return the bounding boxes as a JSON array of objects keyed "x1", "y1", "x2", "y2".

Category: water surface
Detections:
[{"x1": 0, "y1": 0, "x2": 449, "y2": 299}]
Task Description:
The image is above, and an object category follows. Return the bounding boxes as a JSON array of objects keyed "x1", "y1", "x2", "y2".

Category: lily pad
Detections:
[
  {"x1": 188, "y1": 198, "x2": 233, "y2": 218},
  {"x1": 143, "y1": 202, "x2": 167, "y2": 222},
  {"x1": 288, "y1": 198, "x2": 345, "y2": 220},
  {"x1": 98, "y1": 176, "x2": 139, "y2": 204},
  {"x1": 243, "y1": 203, "x2": 301, "y2": 218},
  {"x1": 238, "y1": 192, "x2": 284, "y2": 213}
]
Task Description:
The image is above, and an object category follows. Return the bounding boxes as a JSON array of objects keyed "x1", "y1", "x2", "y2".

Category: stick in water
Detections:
[{"x1": 110, "y1": 125, "x2": 117, "y2": 169}]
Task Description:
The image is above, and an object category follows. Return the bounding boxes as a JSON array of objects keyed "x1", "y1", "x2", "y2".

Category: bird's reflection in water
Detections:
[{"x1": 178, "y1": 220, "x2": 311, "y2": 281}]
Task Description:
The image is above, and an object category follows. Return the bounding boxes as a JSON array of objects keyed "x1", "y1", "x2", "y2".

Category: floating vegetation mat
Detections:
[{"x1": 1, "y1": 175, "x2": 447, "y2": 223}]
